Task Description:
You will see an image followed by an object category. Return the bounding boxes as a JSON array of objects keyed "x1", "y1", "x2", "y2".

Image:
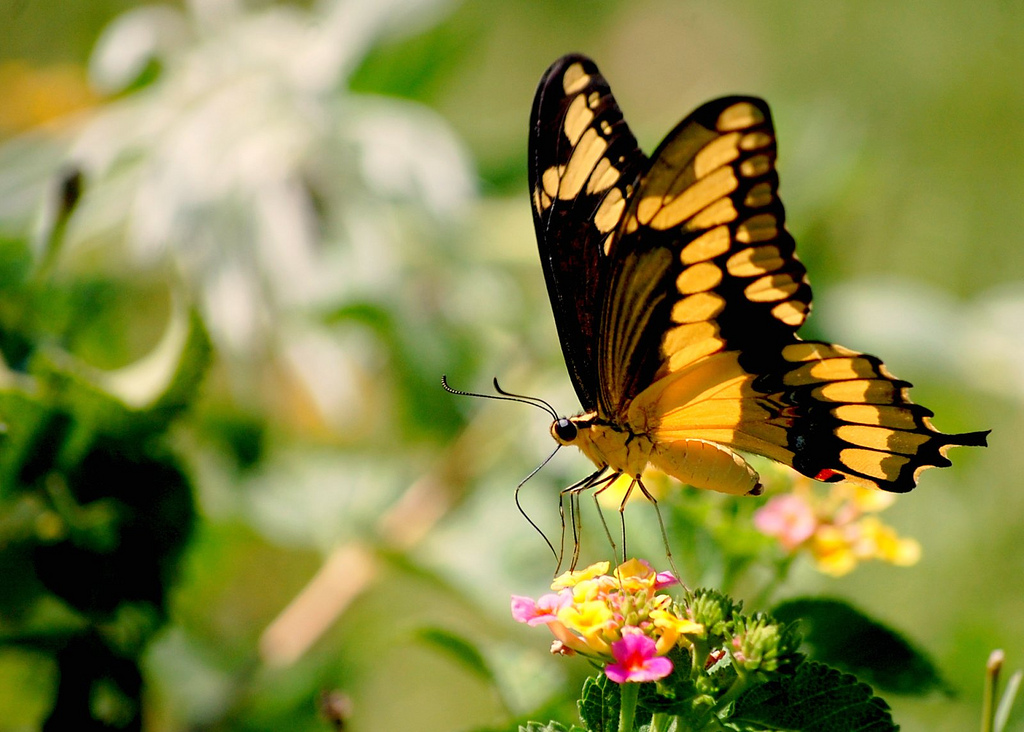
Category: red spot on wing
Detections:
[{"x1": 815, "y1": 468, "x2": 841, "y2": 482}]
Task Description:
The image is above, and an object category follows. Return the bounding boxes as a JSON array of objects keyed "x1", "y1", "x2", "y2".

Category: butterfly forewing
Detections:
[
  {"x1": 529, "y1": 54, "x2": 647, "y2": 412},
  {"x1": 599, "y1": 97, "x2": 811, "y2": 418}
]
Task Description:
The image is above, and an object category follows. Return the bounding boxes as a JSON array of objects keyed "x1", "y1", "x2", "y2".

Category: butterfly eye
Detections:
[{"x1": 552, "y1": 418, "x2": 578, "y2": 444}]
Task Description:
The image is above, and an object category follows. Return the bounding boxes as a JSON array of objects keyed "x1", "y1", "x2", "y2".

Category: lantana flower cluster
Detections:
[
  {"x1": 754, "y1": 476, "x2": 921, "y2": 576},
  {"x1": 511, "y1": 559, "x2": 702, "y2": 683}
]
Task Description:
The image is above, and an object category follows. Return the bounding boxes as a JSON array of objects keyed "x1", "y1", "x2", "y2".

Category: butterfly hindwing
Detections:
[
  {"x1": 750, "y1": 341, "x2": 989, "y2": 492},
  {"x1": 529, "y1": 54, "x2": 646, "y2": 411}
]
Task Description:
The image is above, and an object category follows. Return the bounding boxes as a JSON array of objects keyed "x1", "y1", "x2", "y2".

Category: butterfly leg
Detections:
[
  {"x1": 587, "y1": 471, "x2": 624, "y2": 565},
  {"x1": 635, "y1": 478, "x2": 686, "y2": 593},
  {"x1": 588, "y1": 472, "x2": 633, "y2": 563},
  {"x1": 559, "y1": 467, "x2": 611, "y2": 572}
]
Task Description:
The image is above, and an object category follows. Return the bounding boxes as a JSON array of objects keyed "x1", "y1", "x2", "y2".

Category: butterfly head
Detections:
[{"x1": 550, "y1": 417, "x2": 578, "y2": 445}]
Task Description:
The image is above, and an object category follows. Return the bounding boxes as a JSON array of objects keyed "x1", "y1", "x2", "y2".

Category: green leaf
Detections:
[
  {"x1": 731, "y1": 660, "x2": 896, "y2": 731},
  {"x1": 636, "y1": 647, "x2": 699, "y2": 717},
  {"x1": 348, "y1": 12, "x2": 477, "y2": 102},
  {"x1": 772, "y1": 598, "x2": 947, "y2": 696},
  {"x1": 578, "y1": 674, "x2": 622, "y2": 732},
  {"x1": 416, "y1": 626, "x2": 494, "y2": 684},
  {"x1": 519, "y1": 722, "x2": 574, "y2": 732}
]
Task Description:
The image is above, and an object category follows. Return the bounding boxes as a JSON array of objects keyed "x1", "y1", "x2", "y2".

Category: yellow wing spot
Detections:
[
  {"x1": 836, "y1": 425, "x2": 933, "y2": 455},
  {"x1": 649, "y1": 167, "x2": 738, "y2": 230},
  {"x1": 736, "y1": 213, "x2": 779, "y2": 243},
  {"x1": 809, "y1": 357, "x2": 879, "y2": 380},
  {"x1": 542, "y1": 166, "x2": 562, "y2": 198},
  {"x1": 594, "y1": 188, "x2": 626, "y2": 233},
  {"x1": 744, "y1": 273, "x2": 799, "y2": 302},
  {"x1": 662, "y1": 321, "x2": 724, "y2": 372},
  {"x1": 727, "y1": 244, "x2": 784, "y2": 277},
  {"x1": 600, "y1": 120, "x2": 612, "y2": 134},
  {"x1": 744, "y1": 181, "x2": 775, "y2": 208},
  {"x1": 563, "y1": 94, "x2": 594, "y2": 146},
  {"x1": 636, "y1": 195, "x2": 661, "y2": 226},
  {"x1": 782, "y1": 342, "x2": 861, "y2": 362},
  {"x1": 688, "y1": 197, "x2": 738, "y2": 230},
  {"x1": 670, "y1": 292, "x2": 726, "y2": 323},
  {"x1": 586, "y1": 157, "x2": 621, "y2": 195},
  {"x1": 624, "y1": 214, "x2": 639, "y2": 235},
  {"x1": 588, "y1": 91, "x2": 601, "y2": 108},
  {"x1": 832, "y1": 404, "x2": 919, "y2": 430},
  {"x1": 771, "y1": 300, "x2": 807, "y2": 326},
  {"x1": 680, "y1": 226, "x2": 731, "y2": 264},
  {"x1": 562, "y1": 63, "x2": 591, "y2": 95},
  {"x1": 693, "y1": 132, "x2": 741, "y2": 178},
  {"x1": 559, "y1": 128, "x2": 608, "y2": 199},
  {"x1": 532, "y1": 187, "x2": 552, "y2": 213},
  {"x1": 812, "y1": 379, "x2": 899, "y2": 404},
  {"x1": 783, "y1": 356, "x2": 881, "y2": 386},
  {"x1": 739, "y1": 154, "x2": 772, "y2": 178},
  {"x1": 602, "y1": 232, "x2": 615, "y2": 256},
  {"x1": 739, "y1": 131, "x2": 773, "y2": 151},
  {"x1": 716, "y1": 102, "x2": 765, "y2": 132},
  {"x1": 676, "y1": 262, "x2": 723, "y2": 294},
  {"x1": 840, "y1": 448, "x2": 909, "y2": 481}
]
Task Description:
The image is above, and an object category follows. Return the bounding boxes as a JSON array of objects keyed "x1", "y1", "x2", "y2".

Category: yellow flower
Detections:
[
  {"x1": 856, "y1": 516, "x2": 921, "y2": 567},
  {"x1": 810, "y1": 525, "x2": 858, "y2": 577},
  {"x1": 613, "y1": 558, "x2": 659, "y2": 593},
  {"x1": 551, "y1": 561, "x2": 610, "y2": 590},
  {"x1": 557, "y1": 601, "x2": 610, "y2": 642},
  {"x1": 848, "y1": 485, "x2": 896, "y2": 513},
  {"x1": 650, "y1": 608, "x2": 704, "y2": 654}
]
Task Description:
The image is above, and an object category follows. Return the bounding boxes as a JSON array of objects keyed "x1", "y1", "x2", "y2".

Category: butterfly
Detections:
[{"x1": 529, "y1": 53, "x2": 987, "y2": 499}]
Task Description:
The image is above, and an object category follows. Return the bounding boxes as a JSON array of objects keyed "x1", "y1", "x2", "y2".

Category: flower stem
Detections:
[
  {"x1": 619, "y1": 682, "x2": 639, "y2": 732},
  {"x1": 712, "y1": 672, "x2": 754, "y2": 716},
  {"x1": 649, "y1": 711, "x2": 672, "y2": 732}
]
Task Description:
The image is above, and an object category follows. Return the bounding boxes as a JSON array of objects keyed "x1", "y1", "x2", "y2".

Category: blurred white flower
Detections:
[{"x1": 67, "y1": 0, "x2": 474, "y2": 380}]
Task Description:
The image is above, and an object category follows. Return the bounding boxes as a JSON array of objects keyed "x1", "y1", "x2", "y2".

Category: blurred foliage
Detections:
[{"x1": 0, "y1": 0, "x2": 1019, "y2": 730}]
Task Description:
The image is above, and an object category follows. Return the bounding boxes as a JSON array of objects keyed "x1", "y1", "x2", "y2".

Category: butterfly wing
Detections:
[
  {"x1": 598, "y1": 97, "x2": 810, "y2": 416},
  {"x1": 595, "y1": 96, "x2": 987, "y2": 492},
  {"x1": 529, "y1": 54, "x2": 647, "y2": 411}
]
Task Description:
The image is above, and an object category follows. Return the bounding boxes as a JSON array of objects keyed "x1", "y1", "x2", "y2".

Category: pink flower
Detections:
[
  {"x1": 511, "y1": 592, "x2": 570, "y2": 626},
  {"x1": 754, "y1": 493, "x2": 817, "y2": 550},
  {"x1": 605, "y1": 629, "x2": 673, "y2": 683},
  {"x1": 654, "y1": 571, "x2": 679, "y2": 589}
]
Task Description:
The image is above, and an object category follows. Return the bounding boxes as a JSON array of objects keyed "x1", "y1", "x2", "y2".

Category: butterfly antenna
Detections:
[
  {"x1": 492, "y1": 378, "x2": 559, "y2": 420},
  {"x1": 441, "y1": 375, "x2": 559, "y2": 420},
  {"x1": 514, "y1": 445, "x2": 561, "y2": 562}
]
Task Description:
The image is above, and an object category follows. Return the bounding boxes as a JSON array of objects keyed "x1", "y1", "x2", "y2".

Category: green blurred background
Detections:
[{"x1": 0, "y1": 0, "x2": 1020, "y2": 730}]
